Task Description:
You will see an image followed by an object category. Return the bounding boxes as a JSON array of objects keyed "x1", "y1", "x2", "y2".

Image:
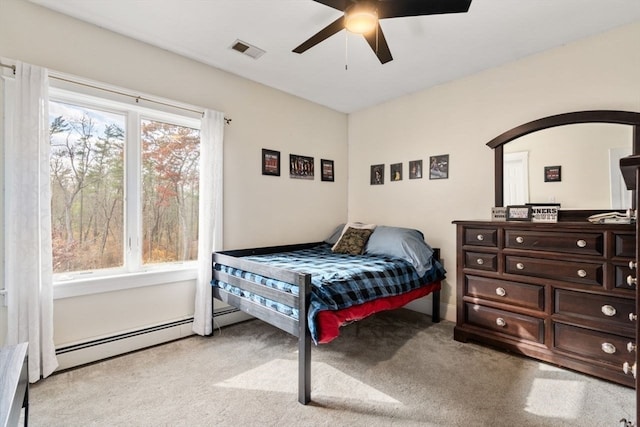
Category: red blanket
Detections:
[{"x1": 315, "y1": 281, "x2": 441, "y2": 344}]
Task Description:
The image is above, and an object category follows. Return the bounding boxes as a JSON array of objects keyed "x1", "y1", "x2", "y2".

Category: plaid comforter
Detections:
[{"x1": 213, "y1": 243, "x2": 446, "y2": 343}]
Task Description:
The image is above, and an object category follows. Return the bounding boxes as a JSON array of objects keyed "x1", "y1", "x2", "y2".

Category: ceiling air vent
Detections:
[{"x1": 230, "y1": 39, "x2": 265, "y2": 60}]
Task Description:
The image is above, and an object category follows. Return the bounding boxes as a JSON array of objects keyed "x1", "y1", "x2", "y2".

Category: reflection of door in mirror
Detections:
[
  {"x1": 503, "y1": 123, "x2": 633, "y2": 209},
  {"x1": 610, "y1": 146, "x2": 632, "y2": 209},
  {"x1": 503, "y1": 151, "x2": 529, "y2": 205}
]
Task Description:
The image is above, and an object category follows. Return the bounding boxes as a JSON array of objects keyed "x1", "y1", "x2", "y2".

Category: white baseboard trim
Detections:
[{"x1": 55, "y1": 308, "x2": 253, "y2": 371}]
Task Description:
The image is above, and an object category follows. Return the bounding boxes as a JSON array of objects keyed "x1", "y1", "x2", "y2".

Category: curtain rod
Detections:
[
  {"x1": 0, "y1": 62, "x2": 16, "y2": 73},
  {"x1": 0, "y1": 62, "x2": 232, "y2": 125}
]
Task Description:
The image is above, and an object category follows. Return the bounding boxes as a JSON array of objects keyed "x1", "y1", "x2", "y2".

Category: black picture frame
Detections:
[
  {"x1": 506, "y1": 205, "x2": 532, "y2": 221},
  {"x1": 409, "y1": 160, "x2": 423, "y2": 179},
  {"x1": 290, "y1": 154, "x2": 314, "y2": 179},
  {"x1": 370, "y1": 164, "x2": 384, "y2": 185},
  {"x1": 390, "y1": 163, "x2": 403, "y2": 181},
  {"x1": 544, "y1": 165, "x2": 562, "y2": 182},
  {"x1": 321, "y1": 159, "x2": 334, "y2": 182},
  {"x1": 429, "y1": 154, "x2": 449, "y2": 179},
  {"x1": 262, "y1": 149, "x2": 280, "y2": 176}
]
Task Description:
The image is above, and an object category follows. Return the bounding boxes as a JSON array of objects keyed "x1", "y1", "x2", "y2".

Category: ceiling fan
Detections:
[{"x1": 292, "y1": 0, "x2": 473, "y2": 64}]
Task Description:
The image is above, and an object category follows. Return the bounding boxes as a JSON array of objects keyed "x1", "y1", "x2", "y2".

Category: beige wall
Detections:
[
  {"x1": 348, "y1": 22, "x2": 640, "y2": 319},
  {"x1": 0, "y1": 0, "x2": 348, "y2": 350}
]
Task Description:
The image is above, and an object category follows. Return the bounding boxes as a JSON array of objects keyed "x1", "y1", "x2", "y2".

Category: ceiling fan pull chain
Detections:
[{"x1": 345, "y1": 30, "x2": 349, "y2": 71}]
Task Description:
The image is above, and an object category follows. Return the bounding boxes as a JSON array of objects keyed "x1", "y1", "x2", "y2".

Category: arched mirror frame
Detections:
[{"x1": 487, "y1": 110, "x2": 640, "y2": 212}]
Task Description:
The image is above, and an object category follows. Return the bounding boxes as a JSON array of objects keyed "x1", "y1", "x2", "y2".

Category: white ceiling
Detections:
[{"x1": 29, "y1": 0, "x2": 640, "y2": 113}]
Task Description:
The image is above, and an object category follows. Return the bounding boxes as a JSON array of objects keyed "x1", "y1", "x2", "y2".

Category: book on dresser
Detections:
[{"x1": 452, "y1": 220, "x2": 637, "y2": 387}]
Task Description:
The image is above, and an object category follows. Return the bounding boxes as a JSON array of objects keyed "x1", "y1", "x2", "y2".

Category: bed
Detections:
[{"x1": 211, "y1": 224, "x2": 446, "y2": 404}]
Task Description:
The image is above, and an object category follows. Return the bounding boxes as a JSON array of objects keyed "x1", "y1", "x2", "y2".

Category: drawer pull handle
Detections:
[
  {"x1": 630, "y1": 261, "x2": 637, "y2": 270},
  {"x1": 601, "y1": 342, "x2": 617, "y2": 354},
  {"x1": 627, "y1": 342, "x2": 637, "y2": 353},
  {"x1": 495, "y1": 287, "x2": 506, "y2": 297},
  {"x1": 577, "y1": 269, "x2": 587, "y2": 278},
  {"x1": 630, "y1": 313, "x2": 638, "y2": 322},
  {"x1": 516, "y1": 262, "x2": 524, "y2": 270},
  {"x1": 476, "y1": 234, "x2": 484, "y2": 241},
  {"x1": 496, "y1": 317, "x2": 506, "y2": 327},
  {"x1": 576, "y1": 239, "x2": 587, "y2": 248},
  {"x1": 622, "y1": 361, "x2": 636, "y2": 378},
  {"x1": 476, "y1": 258, "x2": 484, "y2": 265},
  {"x1": 627, "y1": 275, "x2": 637, "y2": 287},
  {"x1": 515, "y1": 236, "x2": 524, "y2": 244},
  {"x1": 601, "y1": 305, "x2": 617, "y2": 317}
]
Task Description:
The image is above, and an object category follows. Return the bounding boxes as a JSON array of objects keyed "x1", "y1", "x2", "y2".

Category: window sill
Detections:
[{"x1": 53, "y1": 267, "x2": 198, "y2": 299}]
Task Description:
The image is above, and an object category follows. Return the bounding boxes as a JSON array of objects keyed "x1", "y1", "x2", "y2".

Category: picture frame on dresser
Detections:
[{"x1": 506, "y1": 205, "x2": 532, "y2": 221}]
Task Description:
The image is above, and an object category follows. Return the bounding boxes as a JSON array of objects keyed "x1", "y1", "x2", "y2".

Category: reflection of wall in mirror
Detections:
[{"x1": 503, "y1": 123, "x2": 633, "y2": 209}]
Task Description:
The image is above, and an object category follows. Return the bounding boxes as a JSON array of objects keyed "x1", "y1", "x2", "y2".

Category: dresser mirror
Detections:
[{"x1": 487, "y1": 110, "x2": 640, "y2": 210}]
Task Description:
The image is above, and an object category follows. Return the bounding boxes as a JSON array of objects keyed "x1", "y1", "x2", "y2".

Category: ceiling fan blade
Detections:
[
  {"x1": 292, "y1": 16, "x2": 345, "y2": 54},
  {"x1": 363, "y1": 24, "x2": 393, "y2": 64},
  {"x1": 312, "y1": 0, "x2": 349, "y2": 12},
  {"x1": 377, "y1": 0, "x2": 472, "y2": 19}
]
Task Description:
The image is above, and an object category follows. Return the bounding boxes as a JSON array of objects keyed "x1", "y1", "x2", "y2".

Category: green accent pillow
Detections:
[{"x1": 332, "y1": 227, "x2": 374, "y2": 255}]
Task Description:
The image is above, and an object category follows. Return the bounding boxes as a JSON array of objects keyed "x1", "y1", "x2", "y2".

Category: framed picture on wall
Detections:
[
  {"x1": 544, "y1": 165, "x2": 562, "y2": 182},
  {"x1": 321, "y1": 159, "x2": 334, "y2": 182},
  {"x1": 409, "y1": 160, "x2": 423, "y2": 179},
  {"x1": 370, "y1": 164, "x2": 384, "y2": 185},
  {"x1": 390, "y1": 163, "x2": 402, "y2": 181},
  {"x1": 262, "y1": 149, "x2": 280, "y2": 176},
  {"x1": 290, "y1": 154, "x2": 314, "y2": 179},
  {"x1": 429, "y1": 154, "x2": 449, "y2": 179}
]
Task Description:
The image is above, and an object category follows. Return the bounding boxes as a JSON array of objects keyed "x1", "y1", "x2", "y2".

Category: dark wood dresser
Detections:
[{"x1": 453, "y1": 220, "x2": 637, "y2": 387}]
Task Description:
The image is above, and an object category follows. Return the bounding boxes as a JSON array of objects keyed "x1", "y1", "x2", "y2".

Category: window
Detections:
[{"x1": 49, "y1": 89, "x2": 201, "y2": 281}]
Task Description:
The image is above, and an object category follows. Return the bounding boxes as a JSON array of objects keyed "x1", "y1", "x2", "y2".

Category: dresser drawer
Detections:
[
  {"x1": 464, "y1": 252, "x2": 497, "y2": 272},
  {"x1": 505, "y1": 230, "x2": 603, "y2": 256},
  {"x1": 554, "y1": 322, "x2": 634, "y2": 366},
  {"x1": 464, "y1": 228, "x2": 498, "y2": 247},
  {"x1": 465, "y1": 275, "x2": 544, "y2": 311},
  {"x1": 506, "y1": 255, "x2": 603, "y2": 286},
  {"x1": 465, "y1": 303, "x2": 544, "y2": 343},
  {"x1": 615, "y1": 263, "x2": 637, "y2": 291},
  {"x1": 554, "y1": 289, "x2": 636, "y2": 328},
  {"x1": 614, "y1": 233, "x2": 636, "y2": 258}
]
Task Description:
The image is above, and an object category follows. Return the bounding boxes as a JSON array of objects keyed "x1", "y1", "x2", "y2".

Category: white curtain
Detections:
[
  {"x1": 192, "y1": 109, "x2": 224, "y2": 336},
  {"x1": 5, "y1": 62, "x2": 58, "y2": 381}
]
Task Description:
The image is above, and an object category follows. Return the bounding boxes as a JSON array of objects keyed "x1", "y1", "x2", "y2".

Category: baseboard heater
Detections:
[{"x1": 55, "y1": 306, "x2": 250, "y2": 371}]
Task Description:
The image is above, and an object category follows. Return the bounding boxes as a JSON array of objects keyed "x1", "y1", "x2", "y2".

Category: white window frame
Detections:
[{"x1": 49, "y1": 86, "x2": 201, "y2": 298}]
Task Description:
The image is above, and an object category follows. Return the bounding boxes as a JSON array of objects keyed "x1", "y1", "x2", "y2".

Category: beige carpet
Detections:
[{"x1": 27, "y1": 309, "x2": 635, "y2": 426}]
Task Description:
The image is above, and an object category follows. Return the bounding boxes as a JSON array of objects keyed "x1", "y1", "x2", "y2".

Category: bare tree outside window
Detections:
[{"x1": 49, "y1": 101, "x2": 125, "y2": 273}]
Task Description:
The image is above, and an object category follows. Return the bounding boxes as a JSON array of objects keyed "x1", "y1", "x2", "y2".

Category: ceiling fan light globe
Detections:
[{"x1": 345, "y1": 9, "x2": 377, "y2": 34}]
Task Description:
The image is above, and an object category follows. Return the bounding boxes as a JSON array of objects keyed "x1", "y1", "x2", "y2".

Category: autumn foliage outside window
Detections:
[
  {"x1": 141, "y1": 119, "x2": 200, "y2": 265},
  {"x1": 50, "y1": 99, "x2": 200, "y2": 275}
]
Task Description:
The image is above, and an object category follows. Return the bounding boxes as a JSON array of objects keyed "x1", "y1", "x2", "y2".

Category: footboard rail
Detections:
[{"x1": 212, "y1": 243, "x2": 318, "y2": 404}]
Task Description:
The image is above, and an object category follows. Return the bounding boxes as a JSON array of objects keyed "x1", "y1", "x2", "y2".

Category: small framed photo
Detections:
[
  {"x1": 290, "y1": 154, "x2": 314, "y2": 179},
  {"x1": 506, "y1": 205, "x2": 532, "y2": 221},
  {"x1": 409, "y1": 160, "x2": 423, "y2": 179},
  {"x1": 370, "y1": 164, "x2": 384, "y2": 185},
  {"x1": 321, "y1": 159, "x2": 334, "y2": 182},
  {"x1": 429, "y1": 154, "x2": 449, "y2": 179},
  {"x1": 262, "y1": 149, "x2": 280, "y2": 176},
  {"x1": 544, "y1": 165, "x2": 562, "y2": 182},
  {"x1": 390, "y1": 163, "x2": 402, "y2": 181}
]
